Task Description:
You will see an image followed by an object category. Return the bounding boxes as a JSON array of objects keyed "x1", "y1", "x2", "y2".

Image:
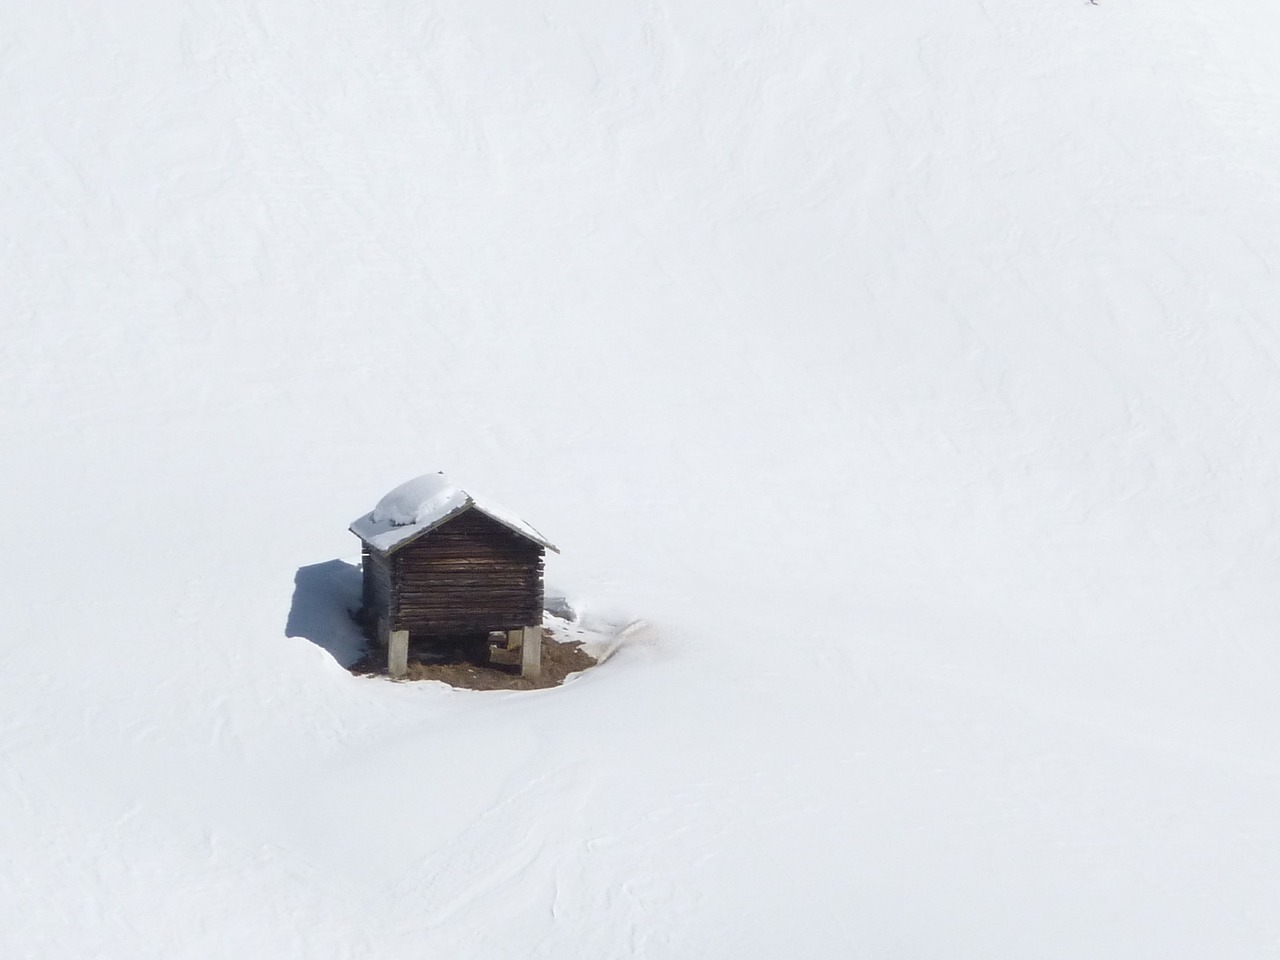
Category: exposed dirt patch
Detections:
[{"x1": 348, "y1": 628, "x2": 596, "y2": 691}]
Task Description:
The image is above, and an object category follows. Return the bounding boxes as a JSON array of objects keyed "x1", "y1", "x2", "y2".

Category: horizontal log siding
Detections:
[{"x1": 391, "y1": 509, "x2": 545, "y2": 635}]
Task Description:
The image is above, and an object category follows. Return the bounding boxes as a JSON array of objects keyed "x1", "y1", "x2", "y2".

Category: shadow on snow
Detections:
[{"x1": 285, "y1": 559, "x2": 368, "y2": 667}]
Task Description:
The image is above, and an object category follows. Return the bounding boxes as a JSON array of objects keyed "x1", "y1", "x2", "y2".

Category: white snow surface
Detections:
[
  {"x1": 5, "y1": 1, "x2": 1280, "y2": 957},
  {"x1": 351, "y1": 471, "x2": 557, "y2": 553},
  {"x1": 371, "y1": 472, "x2": 460, "y2": 527}
]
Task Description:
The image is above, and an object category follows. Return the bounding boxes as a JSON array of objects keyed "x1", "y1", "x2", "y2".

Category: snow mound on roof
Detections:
[
  {"x1": 370, "y1": 473, "x2": 466, "y2": 527},
  {"x1": 350, "y1": 473, "x2": 558, "y2": 554}
]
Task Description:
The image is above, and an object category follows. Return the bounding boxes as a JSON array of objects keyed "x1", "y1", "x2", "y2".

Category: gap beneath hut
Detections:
[{"x1": 347, "y1": 628, "x2": 596, "y2": 690}]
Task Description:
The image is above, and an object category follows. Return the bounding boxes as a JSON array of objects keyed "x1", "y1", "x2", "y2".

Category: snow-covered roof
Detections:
[{"x1": 349, "y1": 472, "x2": 558, "y2": 555}]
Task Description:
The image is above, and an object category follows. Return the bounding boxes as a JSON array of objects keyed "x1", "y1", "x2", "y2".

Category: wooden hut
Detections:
[{"x1": 350, "y1": 473, "x2": 558, "y2": 678}]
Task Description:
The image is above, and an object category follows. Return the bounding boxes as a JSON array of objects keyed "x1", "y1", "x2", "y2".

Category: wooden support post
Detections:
[
  {"x1": 389, "y1": 629, "x2": 409, "y2": 679},
  {"x1": 521, "y1": 625, "x2": 541, "y2": 679},
  {"x1": 377, "y1": 616, "x2": 389, "y2": 648}
]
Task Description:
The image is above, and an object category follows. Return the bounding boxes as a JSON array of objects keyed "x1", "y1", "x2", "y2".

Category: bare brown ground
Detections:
[{"x1": 348, "y1": 629, "x2": 596, "y2": 691}]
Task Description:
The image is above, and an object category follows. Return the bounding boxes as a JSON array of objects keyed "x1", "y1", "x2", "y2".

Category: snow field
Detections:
[{"x1": 4, "y1": 0, "x2": 1280, "y2": 956}]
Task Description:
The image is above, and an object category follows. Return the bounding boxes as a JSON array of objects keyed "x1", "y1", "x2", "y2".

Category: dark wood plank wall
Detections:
[
  {"x1": 391, "y1": 509, "x2": 545, "y2": 636},
  {"x1": 362, "y1": 545, "x2": 371, "y2": 611},
  {"x1": 362, "y1": 545, "x2": 395, "y2": 625}
]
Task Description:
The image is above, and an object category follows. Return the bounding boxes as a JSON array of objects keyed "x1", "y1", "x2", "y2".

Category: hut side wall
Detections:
[
  {"x1": 391, "y1": 509, "x2": 545, "y2": 636},
  {"x1": 362, "y1": 545, "x2": 396, "y2": 626}
]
